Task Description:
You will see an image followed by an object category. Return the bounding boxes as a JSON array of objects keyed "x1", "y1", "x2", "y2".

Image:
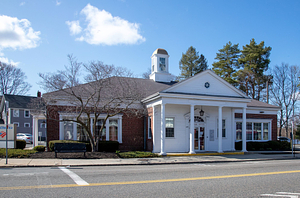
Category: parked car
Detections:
[
  {"x1": 277, "y1": 136, "x2": 290, "y2": 142},
  {"x1": 17, "y1": 133, "x2": 33, "y2": 144}
]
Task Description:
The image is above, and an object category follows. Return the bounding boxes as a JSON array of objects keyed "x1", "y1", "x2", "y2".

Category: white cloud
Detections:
[
  {"x1": 67, "y1": 4, "x2": 145, "y2": 45},
  {"x1": 56, "y1": 0, "x2": 61, "y2": 6},
  {"x1": 0, "y1": 56, "x2": 20, "y2": 66},
  {"x1": 0, "y1": 15, "x2": 41, "y2": 51},
  {"x1": 20, "y1": 2, "x2": 25, "y2": 6},
  {"x1": 66, "y1": 20, "x2": 82, "y2": 35}
]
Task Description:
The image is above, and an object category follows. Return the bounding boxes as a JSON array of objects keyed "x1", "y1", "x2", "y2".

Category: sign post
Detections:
[{"x1": 5, "y1": 101, "x2": 8, "y2": 164}]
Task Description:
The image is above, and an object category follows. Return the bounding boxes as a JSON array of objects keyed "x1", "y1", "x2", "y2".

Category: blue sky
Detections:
[{"x1": 0, "y1": 0, "x2": 299, "y2": 96}]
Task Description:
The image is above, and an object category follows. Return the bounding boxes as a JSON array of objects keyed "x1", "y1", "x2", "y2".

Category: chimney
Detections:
[{"x1": 37, "y1": 91, "x2": 41, "y2": 97}]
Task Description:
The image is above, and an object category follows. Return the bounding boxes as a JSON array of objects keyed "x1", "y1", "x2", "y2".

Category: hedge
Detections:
[
  {"x1": 48, "y1": 140, "x2": 119, "y2": 152},
  {"x1": 235, "y1": 141, "x2": 291, "y2": 151},
  {"x1": 16, "y1": 140, "x2": 26, "y2": 150},
  {"x1": 48, "y1": 140, "x2": 91, "y2": 152},
  {"x1": 33, "y1": 145, "x2": 46, "y2": 152}
]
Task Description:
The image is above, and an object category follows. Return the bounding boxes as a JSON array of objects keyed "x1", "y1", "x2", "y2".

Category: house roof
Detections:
[
  {"x1": 2, "y1": 94, "x2": 37, "y2": 109},
  {"x1": 247, "y1": 99, "x2": 280, "y2": 109}
]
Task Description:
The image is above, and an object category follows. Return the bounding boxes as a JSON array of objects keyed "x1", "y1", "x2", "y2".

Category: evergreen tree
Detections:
[
  {"x1": 237, "y1": 39, "x2": 272, "y2": 100},
  {"x1": 179, "y1": 46, "x2": 208, "y2": 79},
  {"x1": 212, "y1": 42, "x2": 240, "y2": 86}
]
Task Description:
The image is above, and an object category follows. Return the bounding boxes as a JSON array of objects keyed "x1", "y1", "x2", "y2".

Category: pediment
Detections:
[{"x1": 162, "y1": 70, "x2": 247, "y2": 98}]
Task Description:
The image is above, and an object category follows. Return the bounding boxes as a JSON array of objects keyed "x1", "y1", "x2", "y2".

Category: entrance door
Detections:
[{"x1": 194, "y1": 126, "x2": 205, "y2": 151}]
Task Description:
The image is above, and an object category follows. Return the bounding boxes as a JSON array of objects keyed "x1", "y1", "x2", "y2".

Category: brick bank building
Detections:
[{"x1": 43, "y1": 49, "x2": 280, "y2": 154}]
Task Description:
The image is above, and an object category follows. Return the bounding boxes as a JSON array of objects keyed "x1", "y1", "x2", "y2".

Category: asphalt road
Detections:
[{"x1": 1, "y1": 159, "x2": 300, "y2": 198}]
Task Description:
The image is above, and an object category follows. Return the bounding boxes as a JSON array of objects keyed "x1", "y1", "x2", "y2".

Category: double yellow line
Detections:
[{"x1": 1, "y1": 170, "x2": 300, "y2": 191}]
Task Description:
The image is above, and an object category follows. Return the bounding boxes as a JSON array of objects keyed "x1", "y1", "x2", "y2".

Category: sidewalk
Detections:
[{"x1": 0, "y1": 151, "x2": 299, "y2": 168}]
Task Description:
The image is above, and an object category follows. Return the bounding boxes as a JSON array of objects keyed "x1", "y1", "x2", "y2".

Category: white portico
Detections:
[{"x1": 143, "y1": 49, "x2": 255, "y2": 154}]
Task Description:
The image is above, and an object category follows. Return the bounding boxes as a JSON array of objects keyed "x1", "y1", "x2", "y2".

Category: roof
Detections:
[
  {"x1": 247, "y1": 99, "x2": 280, "y2": 109},
  {"x1": 2, "y1": 94, "x2": 37, "y2": 109},
  {"x1": 44, "y1": 77, "x2": 173, "y2": 101},
  {"x1": 152, "y1": 48, "x2": 168, "y2": 56}
]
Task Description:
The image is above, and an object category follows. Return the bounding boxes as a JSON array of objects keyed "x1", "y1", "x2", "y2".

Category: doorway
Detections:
[{"x1": 194, "y1": 125, "x2": 205, "y2": 151}]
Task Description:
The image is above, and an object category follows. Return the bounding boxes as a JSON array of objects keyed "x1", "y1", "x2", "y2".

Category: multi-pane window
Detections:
[
  {"x1": 165, "y1": 117, "x2": 174, "y2": 137},
  {"x1": 24, "y1": 123, "x2": 30, "y2": 127},
  {"x1": 96, "y1": 119, "x2": 106, "y2": 141},
  {"x1": 236, "y1": 122, "x2": 269, "y2": 141},
  {"x1": 13, "y1": 109, "x2": 19, "y2": 117},
  {"x1": 148, "y1": 116, "x2": 152, "y2": 139},
  {"x1": 76, "y1": 120, "x2": 89, "y2": 141},
  {"x1": 217, "y1": 119, "x2": 226, "y2": 137},
  {"x1": 24, "y1": 110, "x2": 30, "y2": 118},
  {"x1": 109, "y1": 119, "x2": 118, "y2": 141},
  {"x1": 159, "y1": 58, "x2": 166, "y2": 71},
  {"x1": 13, "y1": 122, "x2": 19, "y2": 127}
]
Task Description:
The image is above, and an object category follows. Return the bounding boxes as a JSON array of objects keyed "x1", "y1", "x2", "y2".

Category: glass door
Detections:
[{"x1": 194, "y1": 126, "x2": 205, "y2": 151}]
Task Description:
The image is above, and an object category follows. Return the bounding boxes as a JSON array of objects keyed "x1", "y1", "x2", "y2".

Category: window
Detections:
[
  {"x1": 76, "y1": 120, "x2": 89, "y2": 141},
  {"x1": 236, "y1": 122, "x2": 270, "y2": 141},
  {"x1": 63, "y1": 121, "x2": 74, "y2": 140},
  {"x1": 165, "y1": 117, "x2": 174, "y2": 137},
  {"x1": 159, "y1": 57, "x2": 166, "y2": 71},
  {"x1": 109, "y1": 119, "x2": 118, "y2": 141},
  {"x1": 217, "y1": 119, "x2": 226, "y2": 137},
  {"x1": 13, "y1": 122, "x2": 19, "y2": 127},
  {"x1": 148, "y1": 116, "x2": 152, "y2": 139},
  {"x1": 40, "y1": 123, "x2": 46, "y2": 128},
  {"x1": 13, "y1": 109, "x2": 19, "y2": 117},
  {"x1": 96, "y1": 119, "x2": 106, "y2": 141},
  {"x1": 24, "y1": 123, "x2": 30, "y2": 127},
  {"x1": 236, "y1": 122, "x2": 242, "y2": 140},
  {"x1": 24, "y1": 110, "x2": 30, "y2": 118}
]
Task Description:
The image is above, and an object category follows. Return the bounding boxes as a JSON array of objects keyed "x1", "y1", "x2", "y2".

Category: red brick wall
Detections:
[
  {"x1": 235, "y1": 113, "x2": 277, "y2": 141},
  {"x1": 46, "y1": 105, "x2": 145, "y2": 151}
]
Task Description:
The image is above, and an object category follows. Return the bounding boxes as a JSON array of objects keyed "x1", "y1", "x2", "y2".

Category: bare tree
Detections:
[
  {"x1": 38, "y1": 55, "x2": 146, "y2": 152},
  {"x1": 0, "y1": 61, "x2": 31, "y2": 95},
  {"x1": 269, "y1": 63, "x2": 300, "y2": 137},
  {"x1": 142, "y1": 67, "x2": 151, "y2": 79}
]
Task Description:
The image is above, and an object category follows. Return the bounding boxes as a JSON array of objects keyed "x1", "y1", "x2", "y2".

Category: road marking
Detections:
[
  {"x1": 260, "y1": 194, "x2": 297, "y2": 197},
  {"x1": 59, "y1": 167, "x2": 89, "y2": 186},
  {"x1": 1, "y1": 169, "x2": 300, "y2": 191},
  {"x1": 2, "y1": 172, "x2": 49, "y2": 177}
]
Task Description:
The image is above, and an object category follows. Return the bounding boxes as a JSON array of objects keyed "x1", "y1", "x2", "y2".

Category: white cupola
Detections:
[{"x1": 149, "y1": 48, "x2": 174, "y2": 83}]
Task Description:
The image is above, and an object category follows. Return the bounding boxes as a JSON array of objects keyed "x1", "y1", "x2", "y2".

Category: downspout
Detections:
[{"x1": 144, "y1": 116, "x2": 147, "y2": 151}]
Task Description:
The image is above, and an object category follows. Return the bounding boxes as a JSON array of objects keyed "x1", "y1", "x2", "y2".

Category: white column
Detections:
[
  {"x1": 152, "y1": 106, "x2": 156, "y2": 152},
  {"x1": 231, "y1": 108, "x2": 236, "y2": 151},
  {"x1": 106, "y1": 119, "x2": 109, "y2": 141},
  {"x1": 119, "y1": 117, "x2": 122, "y2": 143},
  {"x1": 218, "y1": 106, "x2": 223, "y2": 153},
  {"x1": 32, "y1": 116, "x2": 39, "y2": 147},
  {"x1": 189, "y1": 105, "x2": 195, "y2": 154},
  {"x1": 73, "y1": 121, "x2": 77, "y2": 140},
  {"x1": 160, "y1": 103, "x2": 166, "y2": 155},
  {"x1": 242, "y1": 107, "x2": 247, "y2": 152},
  {"x1": 59, "y1": 115, "x2": 64, "y2": 140}
]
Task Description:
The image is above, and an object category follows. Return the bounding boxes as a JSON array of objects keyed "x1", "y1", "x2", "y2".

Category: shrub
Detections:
[
  {"x1": 48, "y1": 140, "x2": 91, "y2": 152},
  {"x1": 33, "y1": 145, "x2": 46, "y2": 152},
  {"x1": 0, "y1": 148, "x2": 36, "y2": 158},
  {"x1": 16, "y1": 140, "x2": 26, "y2": 150},
  {"x1": 235, "y1": 141, "x2": 291, "y2": 151},
  {"x1": 118, "y1": 151, "x2": 160, "y2": 158},
  {"x1": 98, "y1": 141, "x2": 119, "y2": 152}
]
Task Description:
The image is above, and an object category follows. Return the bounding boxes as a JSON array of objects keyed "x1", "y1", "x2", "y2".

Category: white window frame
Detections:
[
  {"x1": 24, "y1": 123, "x2": 30, "y2": 128},
  {"x1": 40, "y1": 123, "x2": 47, "y2": 128},
  {"x1": 235, "y1": 119, "x2": 272, "y2": 142},
  {"x1": 24, "y1": 110, "x2": 30, "y2": 118},
  {"x1": 165, "y1": 117, "x2": 175, "y2": 138},
  {"x1": 13, "y1": 122, "x2": 19, "y2": 127},
  {"x1": 13, "y1": 109, "x2": 19, "y2": 117},
  {"x1": 58, "y1": 113, "x2": 123, "y2": 142},
  {"x1": 217, "y1": 119, "x2": 226, "y2": 138}
]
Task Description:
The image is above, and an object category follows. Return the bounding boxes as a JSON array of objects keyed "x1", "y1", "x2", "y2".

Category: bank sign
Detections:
[{"x1": 0, "y1": 125, "x2": 16, "y2": 141}]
